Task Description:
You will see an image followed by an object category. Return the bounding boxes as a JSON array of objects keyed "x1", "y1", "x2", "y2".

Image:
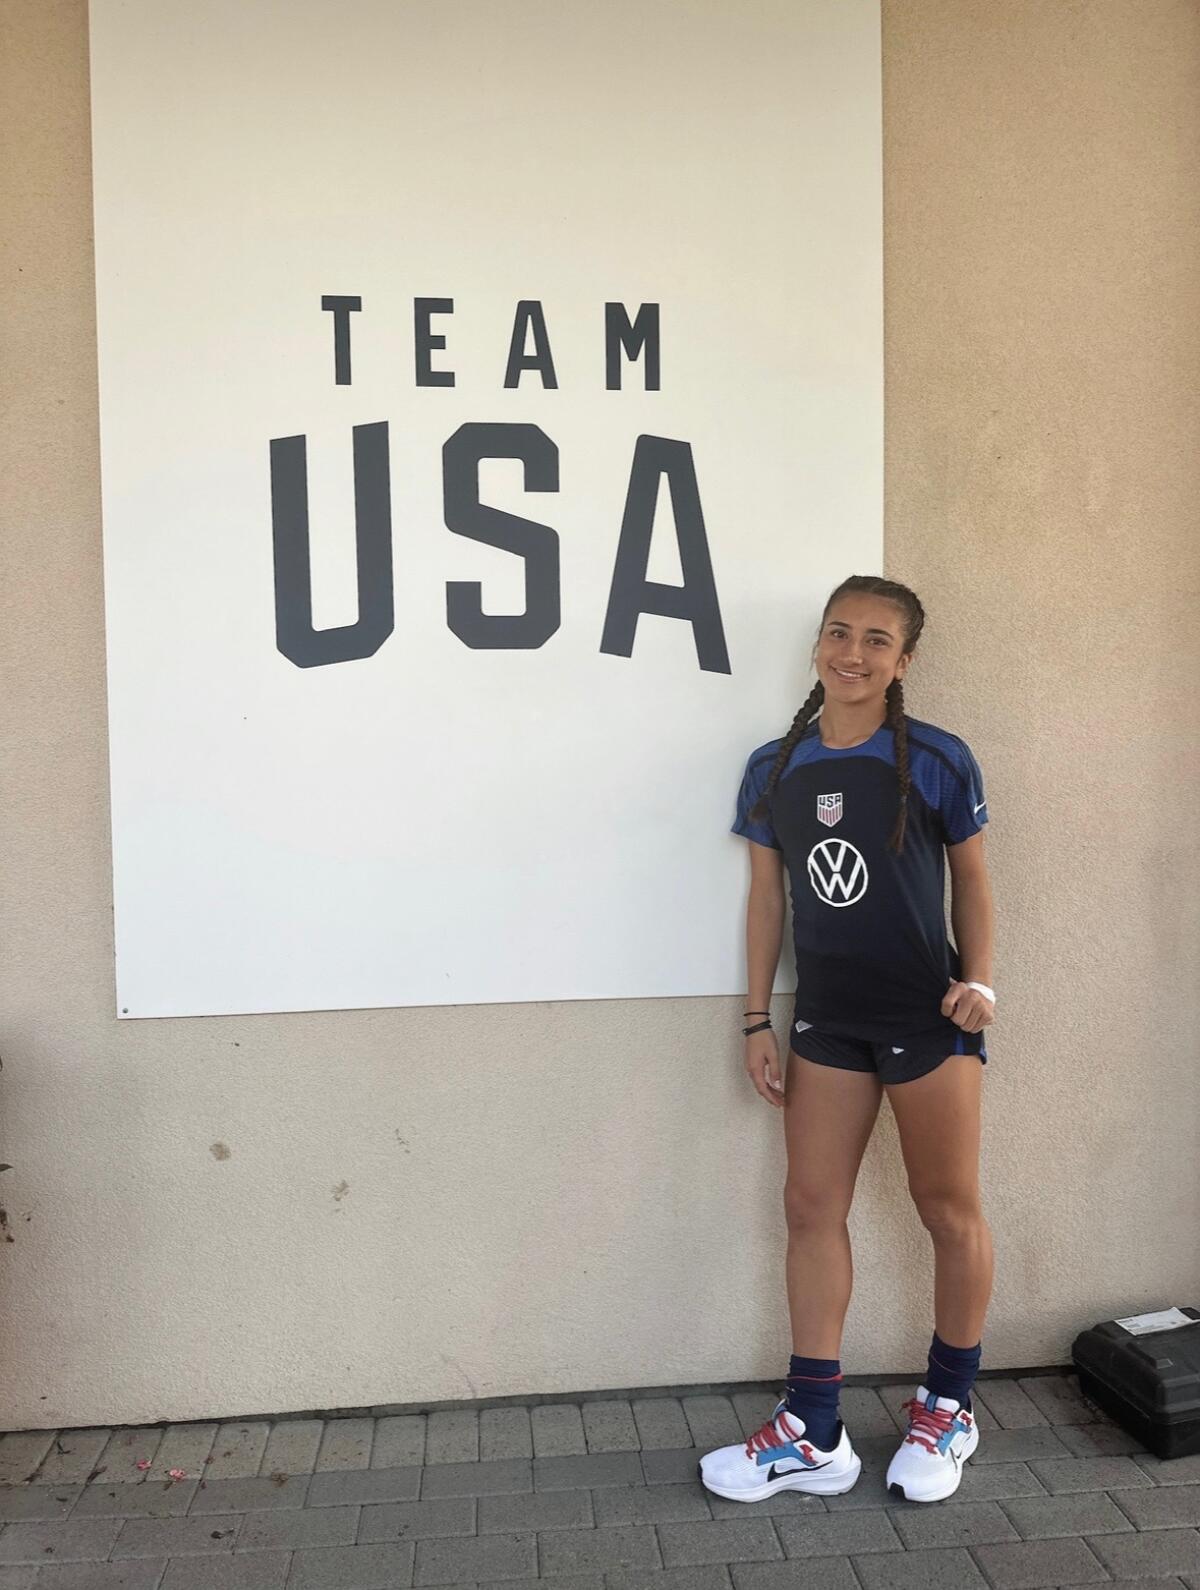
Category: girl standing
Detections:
[{"x1": 700, "y1": 574, "x2": 995, "y2": 1506}]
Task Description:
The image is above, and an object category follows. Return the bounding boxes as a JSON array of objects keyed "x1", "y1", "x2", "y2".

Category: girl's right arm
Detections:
[{"x1": 744, "y1": 840, "x2": 787, "y2": 1108}]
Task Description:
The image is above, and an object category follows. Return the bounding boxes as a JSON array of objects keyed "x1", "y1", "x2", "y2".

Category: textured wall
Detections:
[{"x1": 1, "y1": 0, "x2": 1197, "y2": 1430}]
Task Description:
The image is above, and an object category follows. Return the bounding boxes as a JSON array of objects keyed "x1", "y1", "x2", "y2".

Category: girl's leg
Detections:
[
  {"x1": 885, "y1": 1056, "x2": 993, "y2": 1347},
  {"x1": 783, "y1": 1054, "x2": 884, "y2": 1356}
]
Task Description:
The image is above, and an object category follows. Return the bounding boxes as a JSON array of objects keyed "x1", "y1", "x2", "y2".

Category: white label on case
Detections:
[{"x1": 1114, "y1": 1307, "x2": 1198, "y2": 1336}]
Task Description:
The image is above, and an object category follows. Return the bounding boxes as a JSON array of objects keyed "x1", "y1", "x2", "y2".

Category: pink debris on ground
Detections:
[{"x1": 135, "y1": 1459, "x2": 151, "y2": 1471}]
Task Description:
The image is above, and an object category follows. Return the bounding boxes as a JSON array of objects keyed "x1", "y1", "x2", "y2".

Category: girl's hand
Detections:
[
  {"x1": 942, "y1": 980, "x2": 995, "y2": 1033},
  {"x1": 745, "y1": 1029, "x2": 785, "y2": 1108}
]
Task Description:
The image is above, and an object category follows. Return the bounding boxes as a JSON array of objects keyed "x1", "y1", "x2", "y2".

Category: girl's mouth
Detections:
[{"x1": 832, "y1": 667, "x2": 869, "y2": 681}]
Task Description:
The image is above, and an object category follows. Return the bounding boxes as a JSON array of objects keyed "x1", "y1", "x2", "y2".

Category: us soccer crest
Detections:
[{"x1": 817, "y1": 793, "x2": 843, "y2": 828}]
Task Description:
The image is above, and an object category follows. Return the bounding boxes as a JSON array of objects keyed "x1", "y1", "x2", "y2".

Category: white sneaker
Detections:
[
  {"x1": 699, "y1": 1401, "x2": 862, "y2": 1503},
  {"x1": 886, "y1": 1384, "x2": 979, "y2": 1502}
]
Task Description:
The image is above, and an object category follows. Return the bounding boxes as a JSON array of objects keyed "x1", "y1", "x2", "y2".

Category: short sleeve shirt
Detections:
[{"x1": 733, "y1": 717, "x2": 988, "y2": 1040}]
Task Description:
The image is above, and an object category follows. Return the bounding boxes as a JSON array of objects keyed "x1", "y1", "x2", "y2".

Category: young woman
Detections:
[{"x1": 699, "y1": 574, "x2": 995, "y2": 1506}]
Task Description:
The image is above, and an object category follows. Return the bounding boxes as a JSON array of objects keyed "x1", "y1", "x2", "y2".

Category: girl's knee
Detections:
[
  {"x1": 783, "y1": 1180, "x2": 853, "y2": 1234},
  {"x1": 910, "y1": 1186, "x2": 985, "y2": 1242}
]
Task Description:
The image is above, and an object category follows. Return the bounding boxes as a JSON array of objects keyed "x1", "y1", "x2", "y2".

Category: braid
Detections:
[
  {"x1": 886, "y1": 677, "x2": 910, "y2": 854},
  {"x1": 748, "y1": 680, "x2": 825, "y2": 824}
]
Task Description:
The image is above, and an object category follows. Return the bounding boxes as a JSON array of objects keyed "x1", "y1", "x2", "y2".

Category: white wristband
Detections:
[{"x1": 965, "y1": 981, "x2": 995, "y2": 1004}]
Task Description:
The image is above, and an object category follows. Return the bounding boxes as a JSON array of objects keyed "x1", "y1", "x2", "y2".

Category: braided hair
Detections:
[{"x1": 748, "y1": 575, "x2": 926, "y2": 854}]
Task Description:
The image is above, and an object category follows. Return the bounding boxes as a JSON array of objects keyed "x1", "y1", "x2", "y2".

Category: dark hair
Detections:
[{"x1": 748, "y1": 575, "x2": 926, "y2": 854}]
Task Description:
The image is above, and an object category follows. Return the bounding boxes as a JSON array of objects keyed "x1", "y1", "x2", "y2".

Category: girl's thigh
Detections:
[
  {"x1": 884, "y1": 1055, "x2": 984, "y2": 1203},
  {"x1": 784, "y1": 1051, "x2": 884, "y2": 1210}
]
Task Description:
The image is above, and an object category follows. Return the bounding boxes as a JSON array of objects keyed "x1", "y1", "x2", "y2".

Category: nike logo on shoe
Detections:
[{"x1": 767, "y1": 1459, "x2": 831, "y2": 1480}]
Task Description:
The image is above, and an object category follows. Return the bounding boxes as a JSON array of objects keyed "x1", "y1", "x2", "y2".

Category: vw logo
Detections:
[{"x1": 807, "y1": 838, "x2": 868, "y2": 907}]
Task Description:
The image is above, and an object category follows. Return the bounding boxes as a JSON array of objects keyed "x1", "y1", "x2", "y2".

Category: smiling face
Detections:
[{"x1": 814, "y1": 594, "x2": 913, "y2": 703}]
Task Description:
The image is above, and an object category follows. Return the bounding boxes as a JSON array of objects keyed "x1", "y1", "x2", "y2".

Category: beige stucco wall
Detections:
[{"x1": 1, "y1": 0, "x2": 1197, "y2": 1431}]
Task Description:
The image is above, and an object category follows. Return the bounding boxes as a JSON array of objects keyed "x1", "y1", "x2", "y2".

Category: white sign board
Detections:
[{"x1": 89, "y1": 0, "x2": 883, "y2": 1017}]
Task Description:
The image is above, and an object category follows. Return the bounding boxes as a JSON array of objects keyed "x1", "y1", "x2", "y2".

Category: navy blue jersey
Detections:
[{"x1": 733, "y1": 717, "x2": 988, "y2": 1041}]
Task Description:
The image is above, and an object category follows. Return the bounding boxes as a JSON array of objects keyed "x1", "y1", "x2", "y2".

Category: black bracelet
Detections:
[
  {"x1": 743, "y1": 1019, "x2": 773, "y2": 1036},
  {"x1": 743, "y1": 1009, "x2": 770, "y2": 1016}
]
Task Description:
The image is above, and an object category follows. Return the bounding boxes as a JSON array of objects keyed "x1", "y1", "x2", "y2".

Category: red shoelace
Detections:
[
  {"x1": 744, "y1": 1409, "x2": 805, "y2": 1458},
  {"x1": 899, "y1": 1397, "x2": 968, "y2": 1454}
]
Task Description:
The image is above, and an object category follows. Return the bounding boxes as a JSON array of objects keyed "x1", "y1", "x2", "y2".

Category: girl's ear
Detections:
[{"x1": 895, "y1": 651, "x2": 913, "y2": 680}]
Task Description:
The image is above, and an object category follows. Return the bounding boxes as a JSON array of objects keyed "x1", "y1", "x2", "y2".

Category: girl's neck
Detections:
[{"x1": 818, "y1": 699, "x2": 889, "y2": 749}]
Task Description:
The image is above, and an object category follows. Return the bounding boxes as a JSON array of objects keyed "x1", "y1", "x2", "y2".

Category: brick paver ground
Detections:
[{"x1": 2, "y1": 1373, "x2": 1198, "y2": 1589}]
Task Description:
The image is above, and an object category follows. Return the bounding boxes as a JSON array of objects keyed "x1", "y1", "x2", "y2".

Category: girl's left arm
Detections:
[{"x1": 944, "y1": 831, "x2": 995, "y2": 1031}]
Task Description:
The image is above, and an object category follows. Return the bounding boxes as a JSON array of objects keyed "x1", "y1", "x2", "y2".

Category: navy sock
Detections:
[
  {"x1": 925, "y1": 1331, "x2": 981, "y2": 1408},
  {"x1": 784, "y1": 1355, "x2": 842, "y2": 1449}
]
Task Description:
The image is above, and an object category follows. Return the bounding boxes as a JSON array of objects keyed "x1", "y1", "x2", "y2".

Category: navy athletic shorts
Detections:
[{"x1": 788, "y1": 1010, "x2": 987, "y2": 1086}]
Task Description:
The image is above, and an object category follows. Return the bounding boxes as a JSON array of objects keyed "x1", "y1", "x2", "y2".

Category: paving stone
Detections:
[
  {"x1": 35, "y1": 1435, "x2": 113, "y2": 1488},
  {"x1": 774, "y1": 1510, "x2": 903, "y2": 1558},
  {"x1": 70, "y1": 1480, "x2": 198, "y2": 1517},
  {"x1": 0, "y1": 1572, "x2": 34, "y2": 1590},
  {"x1": 475, "y1": 1491, "x2": 590, "y2": 1533},
  {"x1": 591, "y1": 1481, "x2": 710, "y2": 1526},
  {"x1": 479, "y1": 1410, "x2": 532, "y2": 1461},
  {"x1": 110, "y1": 1513, "x2": 242, "y2": 1557},
  {"x1": 851, "y1": 1546, "x2": 989, "y2": 1588},
  {"x1": 304, "y1": 1468, "x2": 418, "y2": 1508},
  {"x1": 286, "y1": 1540, "x2": 415, "y2": 1589},
  {"x1": 1087, "y1": 1526, "x2": 1200, "y2": 1578},
  {"x1": 999, "y1": 1490, "x2": 1136, "y2": 1539},
  {"x1": 1110, "y1": 1482, "x2": 1200, "y2": 1529},
  {"x1": 420, "y1": 1460, "x2": 531, "y2": 1498},
  {"x1": 533, "y1": 1454, "x2": 643, "y2": 1492},
  {"x1": 259, "y1": 1421, "x2": 323, "y2": 1478},
  {"x1": 235, "y1": 1505, "x2": 358, "y2": 1552},
  {"x1": 887, "y1": 1499, "x2": 1019, "y2": 1549},
  {"x1": 477, "y1": 1578, "x2": 602, "y2": 1590},
  {"x1": 1053, "y1": 1421, "x2": 1149, "y2": 1458},
  {"x1": 970, "y1": 1534, "x2": 1110, "y2": 1588},
  {"x1": 313, "y1": 1421, "x2": 373, "y2": 1474},
  {"x1": 0, "y1": 1517, "x2": 124, "y2": 1565},
  {"x1": 206, "y1": 1425, "x2": 271, "y2": 1482},
  {"x1": 145, "y1": 1425, "x2": 218, "y2": 1484},
  {"x1": 839, "y1": 1388, "x2": 901, "y2": 1440},
  {"x1": 707, "y1": 1487, "x2": 825, "y2": 1520},
  {"x1": 731, "y1": 1561, "x2": 859, "y2": 1590},
  {"x1": 730, "y1": 1393, "x2": 778, "y2": 1443},
  {"x1": 1017, "y1": 1376, "x2": 1098, "y2": 1426},
  {"x1": 412, "y1": 1529, "x2": 536, "y2": 1585},
  {"x1": 658, "y1": 1515, "x2": 786, "y2": 1568},
  {"x1": 371, "y1": 1416, "x2": 426, "y2": 1470},
  {"x1": 188, "y1": 1475, "x2": 310, "y2": 1514},
  {"x1": 424, "y1": 1414, "x2": 478, "y2": 1467},
  {"x1": 955, "y1": 1462, "x2": 1047, "y2": 1502},
  {"x1": 539, "y1": 1524, "x2": 660, "y2": 1575},
  {"x1": 631, "y1": 1400, "x2": 691, "y2": 1452},
  {"x1": 974, "y1": 1382, "x2": 1050, "y2": 1430},
  {"x1": 970, "y1": 1428, "x2": 1073, "y2": 1465},
  {"x1": 611, "y1": 1569, "x2": 733, "y2": 1590},
  {"x1": 159, "y1": 1552, "x2": 291, "y2": 1589},
  {"x1": 0, "y1": 1437, "x2": 59, "y2": 1488},
  {"x1": 35, "y1": 1565, "x2": 170, "y2": 1590},
  {"x1": 357, "y1": 1495, "x2": 475, "y2": 1541},
  {"x1": 1134, "y1": 1451, "x2": 1200, "y2": 1485},
  {"x1": 480, "y1": 1578, "x2": 603, "y2": 1590},
  {"x1": 959, "y1": 1387, "x2": 1000, "y2": 1431},
  {"x1": 682, "y1": 1398, "x2": 743, "y2": 1450},
  {"x1": 1026, "y1": 1454, "x2": 1152, "y2": 1494},
  {"x1": 581, "y1": 1403, "x2": 638, "y2": 1454},
  {"x1": 530, "y1": 1407, "x2": 587, "y2": 1459},
  {"x1": 639, "y1": 1449, "x2": 706, "y2": 1486},
  {"x1": 0, "y1": 1488, "x2": 79, "y2": 1524},
  {"x1": 93, "y1": 1433, "x2": 166, "y2": 1485}
]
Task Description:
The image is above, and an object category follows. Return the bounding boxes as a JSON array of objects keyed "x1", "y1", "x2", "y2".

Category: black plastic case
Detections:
[{"x1": 1072, "y1": 1307, "x2": 1200, "y2": 1460}]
